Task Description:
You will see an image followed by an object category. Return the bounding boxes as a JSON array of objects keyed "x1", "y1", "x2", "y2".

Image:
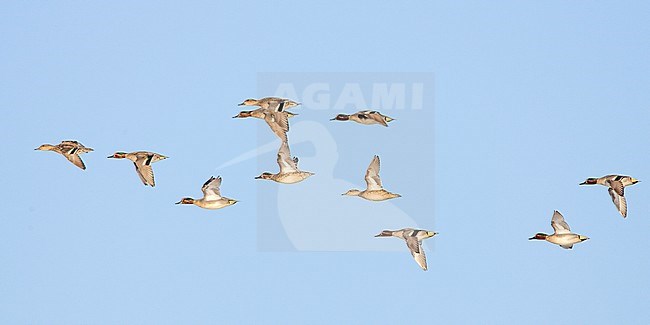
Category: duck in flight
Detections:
[
  {"x1": 255, "y1": 141, "x2": 314, "y2": 184},
  {"x1": 238, "y1": 97, "x2": 300, "y2": 112},
  {"x1": 331, "y1": 110, "x2": 394, "y2": 127},
  {"x1": 342, "y1": 155, "x2": 401, "y2": 201},
  {"x1": 529, "y1": 210, "x2": 589, "y2": 249},
  {"x1": 176, "y1": 176, "x2": 238, "y2": 210},
  {"x1": 579, "y1": 175, "x2": 640, "y2": 218},
  {"x1": 235, "y1": 100, "x2": 293, "y2": 142},
  {"x1": 233, "y1": 108, "x2": 298, "y2": 119},
  {"x1": 107, "y1": 151, "x2": 168, "y2": 187},
  {"x1": 35, "y1": 140, "x2": 94, "y2": 170},
  {"x1": 375, "y1": 228, "x2": 438, "y2": 271}
]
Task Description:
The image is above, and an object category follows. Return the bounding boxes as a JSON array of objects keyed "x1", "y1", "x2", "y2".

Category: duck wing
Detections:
[
  {"x1": 607, "y1": 180, "x2": 625, "y2": 196},
  {"x1": 277, "y1": 141, "x2": 298, "y2": 173},
  {"x1": 368, "y1": 111, "x2": 389, "y2": 127},
  {"x1": 551, "y1": 210, "x2": 571, "y2": 234},
  {"x1": 364, "y1": 155, "x2": 383, "y2": 191},
  {"x1": 263, "y1": 111, "x2": 289, "y2": 142},
  {"x1": 405, "y1": 237, "x2": 427, "y2": 271},
  {"x1": 608, "y1": 188, "x2": 627, "y2": 218},
  {"x1": 134, "y1": 154, "x2": 156, "y2": 187},
  {"x1": 63, "y1": 152, "x2": 87, "y2": 170},
  {"x1": 58, "y1": 143, "x2": 87, "y2": 170},
  {"x1": 201, "y1": 176, "x2": 223, "y2": 200}
]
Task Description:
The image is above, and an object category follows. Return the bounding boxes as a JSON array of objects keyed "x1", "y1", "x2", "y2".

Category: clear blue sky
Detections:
[{"x1": 2, "y1": 1, "x2": 649, "y2": 324}]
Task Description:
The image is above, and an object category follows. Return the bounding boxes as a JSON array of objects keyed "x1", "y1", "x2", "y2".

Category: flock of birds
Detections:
[
  {"x1": 529, "y1": 175, "x2": 639, "y2": 249},
  {"x1": 35, "y1": 97, "x2": 640, "y2": 270}
]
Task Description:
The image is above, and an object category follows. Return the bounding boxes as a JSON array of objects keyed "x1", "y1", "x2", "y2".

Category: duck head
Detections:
[
  {"x1": 107, "y1": 152, "x2": 128, "y2": 159},
  {"x1": 578, "y1": 235, "x2": 590, "y2": 242},
  {"x1": 175, "y1": 197, "x2": 195, "y2": 205},
  {"x1": 233, "y1": 111, "x2": 253, "y2": 118},
  {"x1": 529, "y1": 233, "x2": 548, "y2": 240},
  {"x1": 226, "y1": 199, "x2": 239, "y2": 206},
  {"x1": 374, "y1": 230, "x2": 394, "y2": 237},
  {"x1": 255, "y1": 172, "x2": 273, "y2": 180},
  {"x1": 238, "y1": 98, "x2": 258, "y2": 106},
  {"x1": 426, "y1": 231, "x2": 439, "y2": 238},
  {"x1": 330, "y1": 114, "x2": 350, "y2": 121},
  {"x1": 579, "y1": 178, "x2": 598, "y2": 185},
  {"x1": 35, "y1": 144, "x2": 55, "y2": 151},
  {"x1": 342, "y1": 189, "x2": 362, "y2": 196},
  {"x1": 630, "y1": 177, "x2": 640, "y2": 185}
]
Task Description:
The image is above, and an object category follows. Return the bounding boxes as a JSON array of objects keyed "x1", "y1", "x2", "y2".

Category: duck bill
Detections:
[
  {"x1": 237, "y1": 102, "x2": 245, "y2": 106},
  {"x1": 578, "y1": 181, "x2": 587, "y2": 185},
  {"x1": 107, "y1": 155, "x2": 115, "y2": 158},
  {"x1": 174, "y1": 200, "x2": 182, "y2": 205}
]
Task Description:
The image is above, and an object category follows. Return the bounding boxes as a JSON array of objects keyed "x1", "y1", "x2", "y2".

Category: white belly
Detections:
[
  {"x1": 275, "y1": 172, "x2": 312, "y2": 184},
  {"x1": 547, "y1": 234, "x2": 580, "y2": 246}
]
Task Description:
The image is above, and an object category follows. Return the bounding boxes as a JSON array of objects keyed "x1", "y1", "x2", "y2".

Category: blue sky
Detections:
[{"x1": 1, "y1": 1, "x2": 649, "y2": 324}]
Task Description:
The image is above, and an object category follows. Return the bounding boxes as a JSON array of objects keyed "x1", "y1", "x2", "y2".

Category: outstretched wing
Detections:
[
  {"x1": 263, "y1": 111, "x2": 289, "y2": 143},
  {"x1": 607, "y1": 180, "x2": 625, "y2": 196},
  {"x1": 405, "y1": 237, "x2": 427, "y2": 271},
  {"x1": 608, "y1": 188, "x2": 627, "y2": 218},
  {"x1": 277, "y1": 141, "x2": 298, "y2": 173},
  {"x1": 63, "y1": 153, "x2": 86, "y2": 170},
  {"x1": 368, "y1": 111, "x2": 389, "y2": 127},
  {"x1": 134, "y1": 155, "x2": 155, "y2": 187},
  {"x1": 364, "y1": 155, "x2": 383, "y2": 191},
  {"x1": 551, "y1": 210, "x2": 571, "y2": 234},
  {"x1": 201, "y1": 176, "x2": 222, "y2": 200}
]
